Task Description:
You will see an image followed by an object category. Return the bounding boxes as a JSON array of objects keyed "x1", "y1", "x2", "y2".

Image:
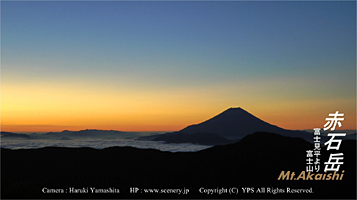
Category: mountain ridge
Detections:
[
  {"x1": 144, "y1": 107, "x2": 316, "y2": 145},
  {"x1": 180, "y1": 107, "x2": 287, "y2": 139}
]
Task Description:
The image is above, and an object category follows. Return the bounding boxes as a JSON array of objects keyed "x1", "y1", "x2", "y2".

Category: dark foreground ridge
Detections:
[{"x1": 1, "y1": 132, "x2": 356, "y2": 199}]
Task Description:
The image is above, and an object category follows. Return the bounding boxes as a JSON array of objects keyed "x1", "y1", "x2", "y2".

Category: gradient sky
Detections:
[{"x1": 1, "y1": 1, "x2": 356, "y2": 132}]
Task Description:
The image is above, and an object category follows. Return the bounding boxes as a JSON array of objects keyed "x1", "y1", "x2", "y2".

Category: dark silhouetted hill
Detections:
[
  {"x1": 44, "y1": 129, "x2": 129, "y2": 138},
  {"x1": 1, "y1": 132, "x2": 355, "y2": 199},
  {"x1": 345, "y1": 133, "x2": 356, "y2": 140},
  {"x1": 39, "y1": 129, "x2": 138, "y2": 140},
  {"x1": 0, "y1": 131, "x2": 31, "y2": 139}
]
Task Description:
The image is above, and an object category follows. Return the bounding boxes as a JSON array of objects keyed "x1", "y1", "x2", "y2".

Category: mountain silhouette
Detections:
[
  {"x1": 1, "y1": 130, "x2": 140, "y2": 141},
  {"x1": 142, "y1": 107, "x2": 314, "y2": 145},
  {"x1": 180, "y1": 107, "x2": 308, "y2": 139},
  {"x1": 0, "y1": 131, "x2": 31, "y2": 139},
  {"x1": 43, "y1": 129, "x2": 136, "y2": 139}
]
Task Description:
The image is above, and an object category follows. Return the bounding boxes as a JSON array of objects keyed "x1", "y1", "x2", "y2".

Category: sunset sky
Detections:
[{"x1": 1, "y1": 1, "x2": 356, "y2": 132}]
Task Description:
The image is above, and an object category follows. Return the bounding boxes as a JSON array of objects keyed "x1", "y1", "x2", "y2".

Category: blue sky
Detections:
[{"x1": 1, "y1": 1, "x2": 356, "y2": 131}]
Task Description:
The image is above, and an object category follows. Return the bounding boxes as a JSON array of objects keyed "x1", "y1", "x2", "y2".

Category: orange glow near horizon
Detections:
[
  {"x1": 1, "y1": 76, "x2": 356, "y2": 133},
  {"x1": 2, "y1": 97, "x2": 356, "y2": 133}
]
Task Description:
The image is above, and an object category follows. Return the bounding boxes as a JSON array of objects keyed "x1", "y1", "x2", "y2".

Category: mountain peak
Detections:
[
  {"x1": 214, "y1": 107, "x2": 256, "y2": 120},
  {"x1": 224, "y1": 107, "x2": 247, "y2": 113},
  {"x1": 179, "y1": 107, "x2": 302, "y2": 140},
  {"x1": 227, "y1": 107, "x2": 242, "y2": 110}
]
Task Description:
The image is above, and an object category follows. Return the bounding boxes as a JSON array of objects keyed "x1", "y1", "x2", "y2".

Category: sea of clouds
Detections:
[{"x1": 0, "y1": 138, "x2": 212, "y2": 152}]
